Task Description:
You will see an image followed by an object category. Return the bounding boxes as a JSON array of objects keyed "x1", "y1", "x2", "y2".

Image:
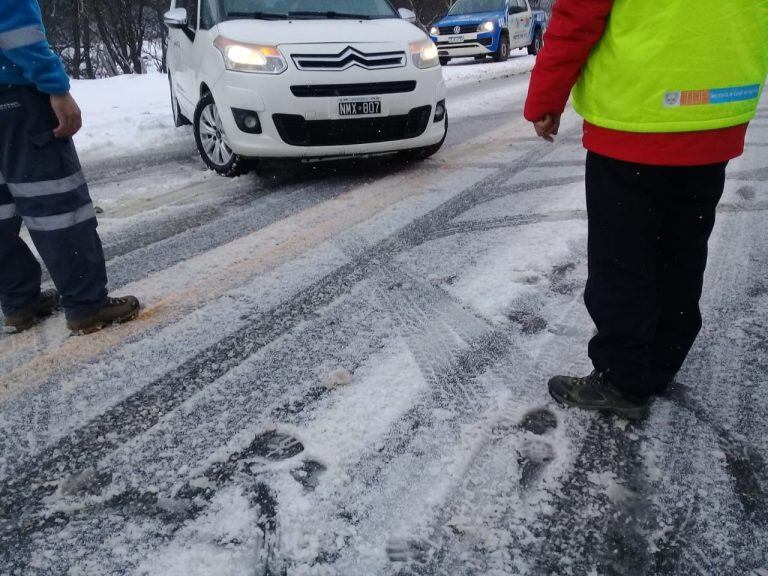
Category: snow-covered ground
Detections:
[
  {"x1": 70, "y1": 73, "x2": 187, "y2": 161},
  {"x1": 2, "y1": 58, "x2": 768, "y2": 576}
]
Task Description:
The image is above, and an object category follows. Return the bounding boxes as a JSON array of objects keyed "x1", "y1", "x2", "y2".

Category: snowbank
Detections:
[
  {"x1": 442, "y1": 50, "x2": 536, "y2": 88},
  {"x1": 70, "y1": 74, "x2": 190, "y2": 162}
]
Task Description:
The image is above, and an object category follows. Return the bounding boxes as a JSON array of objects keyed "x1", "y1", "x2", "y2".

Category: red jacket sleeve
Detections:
[{"x1": 524, "y1": 0, "x2": 614, "y2": 122}]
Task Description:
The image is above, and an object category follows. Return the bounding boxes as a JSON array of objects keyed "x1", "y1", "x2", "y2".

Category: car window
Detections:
[
  {"x1": 508, "y1": 0, "x2": 527, "y2": 14},
  {"x1": 201, "y1": 0, "x2": 216, "y2": 28},
  {"x1": 448, "y1": 0, "x2": 506, "y2": 15},
  {"x1": 207, "y1": 0, "x2": 399, "y2": 22}
]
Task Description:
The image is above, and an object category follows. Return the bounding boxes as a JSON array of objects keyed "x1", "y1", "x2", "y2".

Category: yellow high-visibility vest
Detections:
[{"x1": 572, "y1": 0, "x2": 768, "y2": 133}]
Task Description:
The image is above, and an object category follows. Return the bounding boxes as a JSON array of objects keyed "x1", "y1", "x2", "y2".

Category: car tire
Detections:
[
  {"x1": 528, "y1": 28, "x2": 543, "y2": 55},
  {"x1": 493, "y1": 34, "x2": 510, "y2": 62},
  {"x1": 193, "y1": 92, "x2": 252, "y2": 178},
  {"x1": 168, "y1": 74, "x2": 191, "y2": 127},
  {"x1": 439, "y1": 57, "x2": 450, "y2": 66},
  {"x1": 398, "y1": 113, "x2": 448, "y2": 162}
]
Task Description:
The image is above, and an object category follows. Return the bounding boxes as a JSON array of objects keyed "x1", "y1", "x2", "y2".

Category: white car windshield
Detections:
[
  {"x1": 448, "y1": 0, "x2": 505, "y2": 15},
  {"x1": 208, "y1": 0, "x2": 399, "y2": 21}
]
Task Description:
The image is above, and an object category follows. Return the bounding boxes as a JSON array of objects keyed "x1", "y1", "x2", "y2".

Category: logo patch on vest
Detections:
[
  {"x1": 0, "y1": 101, "x2": 21, "y2": 113},
  {"x1": 664, "y1": 84, "x2": 761, "y2": 108}
]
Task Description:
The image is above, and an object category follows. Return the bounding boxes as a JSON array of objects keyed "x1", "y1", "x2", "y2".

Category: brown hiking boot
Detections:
[
  {"x1": 548, "y1": 371, "x2": 650, "y2": 421},
  {"x1": 3, "y1": 289, "x2": 61, "y2": 333},
  {"x1": 67, "y1": 296, "x2": 141, "y2": 335}
]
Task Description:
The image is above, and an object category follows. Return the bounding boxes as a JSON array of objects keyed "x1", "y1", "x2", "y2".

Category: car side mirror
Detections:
[
  {"x1": 398, "y1": 8, "x2": 418, "y2": 24},
  {"x1": 164, "y1": 8, "x2": 188, "y2": 29}
]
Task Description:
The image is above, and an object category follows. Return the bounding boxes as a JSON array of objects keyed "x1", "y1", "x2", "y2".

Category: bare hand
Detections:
[
  {"x1": 533, "y1": 113, "x2": 561, "y2": 143},
  {"x1": 50, "y1": 93, "x2": 83, "y2": 139}
]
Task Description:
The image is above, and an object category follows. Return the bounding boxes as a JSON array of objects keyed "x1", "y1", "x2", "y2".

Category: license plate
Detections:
[
  {"x1": 338, "y1": 98, "x2": 381, "y2": 116},
  {"x1": 448, "y1": 35, "x2": 465, "y2": 43}
]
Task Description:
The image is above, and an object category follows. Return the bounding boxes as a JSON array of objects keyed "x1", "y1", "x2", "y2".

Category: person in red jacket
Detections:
[{"x1": 525, "y1": 0, "x2": 766, "y2": 419}]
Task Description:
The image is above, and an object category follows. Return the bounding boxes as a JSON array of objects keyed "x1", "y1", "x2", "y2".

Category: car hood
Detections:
[
  {"x1": 437, "y1": 11, "x2": 502, "y2": 27},
  {"x1": 215, "y1": 19, "x2": 425, "y2": 46}
]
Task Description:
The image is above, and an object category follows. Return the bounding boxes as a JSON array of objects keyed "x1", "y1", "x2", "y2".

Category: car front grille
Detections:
[
  {"x1": 291, "y1": 46, "x2": 407, "y2": 71},
  {"x1": 273, "y1": 106, "x2": 432, "y2": 147},
  {"x1": 438, "y1": 24, "x2": 477, "y2": 35},
  {"x1": 437, "y1": 37, "x2": 492, "y2": 48},
  {"x1": 290, "y1": 81, "x2": 417, "y2": 98}
]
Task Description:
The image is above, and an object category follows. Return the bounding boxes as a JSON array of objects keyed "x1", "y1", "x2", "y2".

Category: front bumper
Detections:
[
  {"x1": 211, "y1": 65, "x2": 447, "y2": 159},
  {"x1": 431, "y1": 31, "x2": 497, "y2": 58}
]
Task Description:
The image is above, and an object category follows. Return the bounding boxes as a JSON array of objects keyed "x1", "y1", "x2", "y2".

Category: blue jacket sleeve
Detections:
[{"x1": 0, "y1": 0, "x2": 70, "y2": 94}]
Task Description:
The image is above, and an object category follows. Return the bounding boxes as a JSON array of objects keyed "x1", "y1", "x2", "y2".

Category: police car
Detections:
[{"x1": 429, "y1": 0, "x2": 547, "y2": 65}]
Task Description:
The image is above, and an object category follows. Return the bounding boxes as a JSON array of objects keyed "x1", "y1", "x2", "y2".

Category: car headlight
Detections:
[
  {"x1": 214, "y1": 37, "x2": 287, "y2": 74},
  {"x1": 410, "y1": 39, "x2": 439, "y2": 69},
  {"x1": 429, "y1": 26, "x2": 439, "y2": 36},
  {"x1": 478, "y1": 20, "x2": 494, "y2": 33}
]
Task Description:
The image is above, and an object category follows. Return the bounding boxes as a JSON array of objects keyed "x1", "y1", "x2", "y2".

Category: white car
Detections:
[{"x1": 165, "y1": 0, "x2": 448, "y2": 176}]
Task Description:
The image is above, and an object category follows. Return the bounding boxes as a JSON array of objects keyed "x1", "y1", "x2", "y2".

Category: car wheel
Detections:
[
  {"x1": 493, "y1": 34, "x2": 510, "y2": 62},
  {"x1": 398, "y1": 113, "x2": 448, "y2": 163},
  {"x1": 439, "y1": 57, "x2": 450, "y2": 66},
  {"x1": 528, "y1": 28, "x2": 543, "y2": 55},
  {"x1": 168, "y1": 74, "x2": 191, "y2": 127},
  {"x1": 193, "y1": 92, "x2": 251, "y2": 178}
]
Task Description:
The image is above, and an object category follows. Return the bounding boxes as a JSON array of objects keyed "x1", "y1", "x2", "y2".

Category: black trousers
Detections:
[
  {"x1": 584, "y1": 152, "x2": 726, "y2": 399},
  {"x1": 0, "y1": 85, "x2": 107, "y2": 320}
]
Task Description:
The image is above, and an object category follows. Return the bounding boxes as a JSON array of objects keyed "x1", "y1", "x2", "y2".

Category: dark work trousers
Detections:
[
  {"x1": 584, "y1": 152, "x2": 726, "y2": 400},
  {"x1": 0, "y1": 85, "x2": 107, "y2": 320}
]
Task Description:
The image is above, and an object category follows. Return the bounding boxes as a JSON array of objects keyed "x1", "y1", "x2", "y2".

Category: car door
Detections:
[
  {"x1": 168, "y1": 0, "x2": 200, "y2": 115},
  {"x1": 508, "y1": 0, "x2": 530, "y2": 48},
  {"x1": 518, "y1": 0, "x2": 534, "y2": 47}
]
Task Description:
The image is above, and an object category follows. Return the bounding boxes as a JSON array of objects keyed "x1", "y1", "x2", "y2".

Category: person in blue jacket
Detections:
[{"x1": 0, "y1": 0, "x2": 140, "y2": 334}]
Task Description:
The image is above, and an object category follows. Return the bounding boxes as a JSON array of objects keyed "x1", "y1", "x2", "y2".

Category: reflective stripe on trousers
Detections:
[
  {"x1": 2, "y1": 168, "x2": 95, "y2": 231},
  {"x1": 0, "y1": 173, "x2": 16, "y2": 221},
  {"x1": 0, "y1": 85, "x2": 108, "y2": 319}
]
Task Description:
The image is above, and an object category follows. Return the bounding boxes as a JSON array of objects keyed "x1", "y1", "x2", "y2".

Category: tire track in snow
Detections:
[
  {"x1": 0, "y1": 102, "x2": 539, "y2": 380},
  {"x1": 323, "y1": 267, "x2": 535, "y2": 574},
  {"x1": 527, "y1": 164, "x2": 768, "y2": 575},
  {"x1": 3, "y1": 222, "x2": 561, "y2": 573},
  {"x1": 4, "y1": 282, "x2": 400, "y2": 573},
  {"x1": 384, "y1": 259, "x2": 594, "y2": 576},
  {"x1": 0, "y1": 153, "x2": 467, "y2": 396},
  {"x1": 299, "y1": 246, "x2": 586, "y2": 573},
  {"x1": 66, "y1": 138, "x2": 584, "y2": 572},
  {"x1": 390, "y1": 178, "x2": 768, "y2": 575},
  {"x1": 96, "y1": 158, "x2": 432, "y2": 291},
  {"x1": 0, "y1": 134, "x2": 574, "y2": 568},
  {"x1": 645, "y1": 206, "x2": 768, "y2": 574}
]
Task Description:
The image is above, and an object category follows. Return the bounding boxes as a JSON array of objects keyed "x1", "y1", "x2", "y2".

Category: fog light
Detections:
[
  {"x1": 232, "y1": 108, "x2": 262, "y2": 134},
  {"x1": 244, "y1": 116, "x2": 258, "y2": 130},
  {"x1": 434, "y1": 100, "x2": 446, "y2": 123}
]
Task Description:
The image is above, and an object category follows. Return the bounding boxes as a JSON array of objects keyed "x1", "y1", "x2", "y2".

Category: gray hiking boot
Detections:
[
  {"x1": 3, "y1": 289, "x2": 61, "y2": 333},
  {"x1": 67, "y1": 296, "x2": 141, "y2": 334},
  {"x1": 548, "y1": 371, "x2": 649, "y2": 421}
]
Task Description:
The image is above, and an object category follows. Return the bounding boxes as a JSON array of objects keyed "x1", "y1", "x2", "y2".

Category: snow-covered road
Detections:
[{"x1": 1, "y1": 58, "x2": 767, "y2": 576}]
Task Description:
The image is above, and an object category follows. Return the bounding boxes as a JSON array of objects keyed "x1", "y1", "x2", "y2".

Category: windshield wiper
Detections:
[
  {"x1": 288, "y1": 10, "x2": 372, "y2": 19},
  {"x1": 226, "y1": 11, "x2": 290, "y2": 20}
]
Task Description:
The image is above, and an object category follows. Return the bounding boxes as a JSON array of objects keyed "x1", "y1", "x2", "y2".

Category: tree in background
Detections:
[{"x1": 41, "y1": 0, "x2": 168, "y2": 78}]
